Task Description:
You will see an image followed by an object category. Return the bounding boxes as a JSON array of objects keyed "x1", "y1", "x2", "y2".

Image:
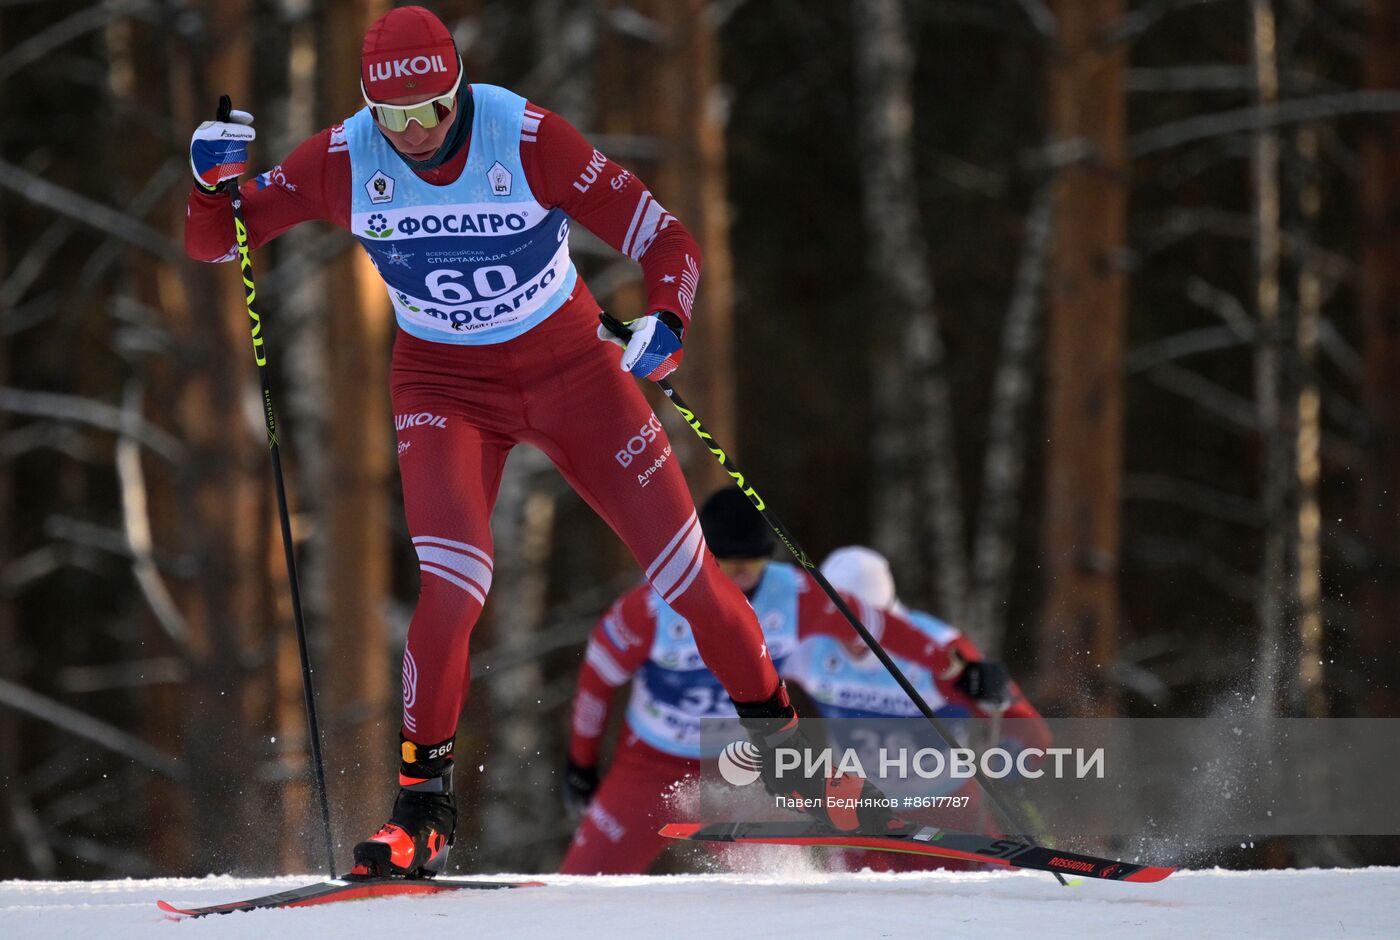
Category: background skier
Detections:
[{"x1": 559, "y1": 489, "x2": 1018, "y2": 874}]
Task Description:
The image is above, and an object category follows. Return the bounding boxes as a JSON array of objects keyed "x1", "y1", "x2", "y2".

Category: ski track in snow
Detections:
[{"x1": 2, "y1": 867, "x2": 1397, "y2": 939}]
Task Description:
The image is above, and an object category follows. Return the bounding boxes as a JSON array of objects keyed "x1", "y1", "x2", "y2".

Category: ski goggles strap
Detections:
[{"x1": 362, "y1": 61, "x2": 463, "y2": 132}]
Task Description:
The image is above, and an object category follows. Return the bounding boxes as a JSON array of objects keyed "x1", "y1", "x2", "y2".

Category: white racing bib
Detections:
[{"x1": 346, "y1": 84, "x2": 576, "y2": 345}]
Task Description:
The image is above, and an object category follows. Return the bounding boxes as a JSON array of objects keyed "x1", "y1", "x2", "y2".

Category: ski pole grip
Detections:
[
  {"x1": 217, "y1": 94, "x2": 232, "y2": 123},
  {"x1": 599, "y1": 312, "x2": 632, "y2": 342}
]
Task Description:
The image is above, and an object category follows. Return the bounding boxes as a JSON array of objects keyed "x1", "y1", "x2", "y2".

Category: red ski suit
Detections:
[
  {"x1": 185, "y1": 91, "x2": 780, "y2": 745},
  {"x1": 559, "y1": 576, "x2": 1006, "y2": 875}
]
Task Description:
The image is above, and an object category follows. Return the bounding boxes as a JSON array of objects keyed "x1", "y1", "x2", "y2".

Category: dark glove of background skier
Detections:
[{"x1": 563, "y1": 759, "x2": 599, "y2": 822}]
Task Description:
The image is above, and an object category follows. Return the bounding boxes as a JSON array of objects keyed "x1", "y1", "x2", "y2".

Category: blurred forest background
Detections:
[{"x1": 2, "y1": 0, "x2": 1399, "y2": 879}]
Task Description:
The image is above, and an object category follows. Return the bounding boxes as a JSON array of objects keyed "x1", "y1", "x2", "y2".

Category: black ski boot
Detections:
[
  {"x1": 352, "y1": 735, "x2": 457, "y2": 878},
  {"x1": 734, "y1": 682, "x2": 903, "y2": 833}
]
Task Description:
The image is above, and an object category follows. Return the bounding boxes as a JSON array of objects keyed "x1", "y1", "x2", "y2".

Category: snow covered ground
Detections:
[{"x1": 3, "y1": 866, "x2": 1397, "y2": 938}]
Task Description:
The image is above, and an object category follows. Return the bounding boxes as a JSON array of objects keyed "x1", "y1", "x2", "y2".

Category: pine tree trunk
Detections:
[
  {"x1": 595, "y1": 0, "x2": 735, "y2": 493},
  {"x1": 0, "y1": 5, "x2": 16, "y2": 877},
  {"x1": 1293, "y1": 120, "x2": 1325, "y2": 717},
  {"x1": 320, "y1": 0, "x2": 394, "y2": 854},
  {"x1": 136, "y1": 0, "x2": 284, "y2": 871},
  {"x1": 481, "y1": 450, "x2": 560, "y2": 869},
  {"x1": 271, "y1": 0, "x2": 326, "y2": 873},
  {"x1": 1250, "y1": 0, "x2": 1291, "y2": 718},
  {"x1": 1039, "y1": 0, "x2": 1128, "y2": 713},
  {"x1": 1358, "y1": 0, "x2": 1400, "y2": 715},
  {"x1": 654, "y1": 0, "x2": 735, "y2": 492}
]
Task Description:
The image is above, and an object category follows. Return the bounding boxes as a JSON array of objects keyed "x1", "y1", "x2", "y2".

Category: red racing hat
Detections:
[{"x1": 361, "y1": 6, "x2": 460, "y2": 102}]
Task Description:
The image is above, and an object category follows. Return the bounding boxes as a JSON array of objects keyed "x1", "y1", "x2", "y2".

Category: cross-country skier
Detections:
[
  {"x1": 184, "y1": 6, "x2": 887, "y2": 878},
  {"x1": 558, "y1": 489, "x2": 1014, "y2": 874},
  {"x1": 789, "y1": 545, "x2": 1050, "y2": 872}
]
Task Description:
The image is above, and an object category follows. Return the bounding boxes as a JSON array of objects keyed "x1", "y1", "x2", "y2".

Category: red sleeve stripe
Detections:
[
  {"x1": 622, "y1": 190, "x2": 676, "y2": 261},
  {"x1": 601, "y1": 612, "x2": 635, "y2": 650},
  {"x1": 327, "y1": 124, "x2": 349, "y2": 153},
  {"x1": 585, "y1": 639, "x2": 630, "y2": 686},
  {"x1": 571, "y1": 689, "x2": 609, "y2": 738},
  {"x1": 521, "y1": 108, "x2": 544, "y2": 142}
]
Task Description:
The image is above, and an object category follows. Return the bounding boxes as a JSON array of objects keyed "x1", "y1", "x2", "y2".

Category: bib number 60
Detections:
[{"x1": 424, "y1": 265, "x2": 517, "y2": 304}]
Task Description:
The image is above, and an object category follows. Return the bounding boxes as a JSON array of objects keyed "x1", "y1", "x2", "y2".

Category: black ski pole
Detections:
[
  {"x1": 218, "y1": 94, "x2": 337, "y2": 876},
  {"x1": 600, "y1": 312, "x2": 1066, "y2": 885}
]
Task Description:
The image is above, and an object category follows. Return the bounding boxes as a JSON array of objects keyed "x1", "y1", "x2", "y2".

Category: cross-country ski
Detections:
[
  {"x1": 658, "y1": 822, "x2": 1176, "y2": 883},
  {"x1": 155, "y1": 874, "x2": 542, "y2": 918}
]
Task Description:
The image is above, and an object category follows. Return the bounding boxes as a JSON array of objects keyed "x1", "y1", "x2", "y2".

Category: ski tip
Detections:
[
  {"x1": 156, "y1": 900, "x2": 192, "y2": 916},
  {"x1": 1123, "y1": 865, "x2": 1176, "y2": 883},
  {"x1": 659, "y1": 823, "x2": 701, "y2": 840}
]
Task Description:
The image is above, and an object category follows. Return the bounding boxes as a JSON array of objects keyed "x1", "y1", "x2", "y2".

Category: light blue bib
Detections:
[
  {"x1": 625, "y1": 563, "x2": 803, "y2": 759},
  {"x1": 787, "y1": 609, "x2": 972, "y2": 798},
  {"x1": 786, "y1": 609, "x2": 965, "y2": 719},
  {"x1": 345, "y1": 84, "x2": 577, "y2": 344}
]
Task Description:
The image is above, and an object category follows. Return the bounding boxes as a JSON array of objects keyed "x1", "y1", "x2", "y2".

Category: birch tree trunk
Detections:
[
  {"x1": 968, "y1": 184, "x2": 1054, "y2": 654},
  {"x1": 1039, "y1": 0, "x2": 1128, "y2": 712},
  {"x1": 853, "y1": 0, "x2": 968, "y2": 620}
]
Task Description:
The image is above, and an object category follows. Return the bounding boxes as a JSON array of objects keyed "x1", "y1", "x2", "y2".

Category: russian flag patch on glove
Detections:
[
  {"x1": 617, "y1": 314, "x2": 684, "y2": 381},
  {"x1": 190, "y1": 114, "x2": 255, "y2": 189}
]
